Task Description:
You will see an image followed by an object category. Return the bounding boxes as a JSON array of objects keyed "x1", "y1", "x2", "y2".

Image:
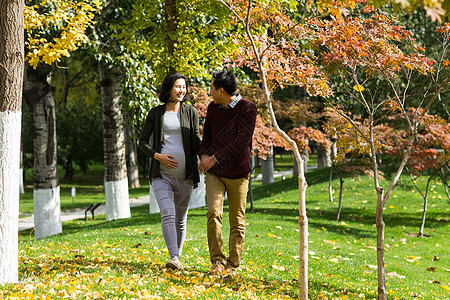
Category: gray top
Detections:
[{"x1": 160, "y1": 111, "x2": 186, "y2": 178}]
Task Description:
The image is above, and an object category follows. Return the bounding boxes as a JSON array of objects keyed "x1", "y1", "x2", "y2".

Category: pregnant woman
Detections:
[{"x1": 139, "y1": 72, "x2": 201, "y2": 270}]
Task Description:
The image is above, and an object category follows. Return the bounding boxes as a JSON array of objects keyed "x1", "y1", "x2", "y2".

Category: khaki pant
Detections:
[{"x1": 205, "y1": 172, "x2": 249, "y2": 269}]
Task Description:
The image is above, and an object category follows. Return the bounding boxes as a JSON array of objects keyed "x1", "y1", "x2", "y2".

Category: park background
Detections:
[{"x1": 1, "y1": 0, "x2": 450, "y2": 299}]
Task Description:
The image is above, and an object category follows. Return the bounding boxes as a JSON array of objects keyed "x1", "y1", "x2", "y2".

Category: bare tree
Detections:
[
  {"x1": 216, "y1": 1, "x2": 311, "y2": 298},
  {"x1": 318, "y1": 14, "x2": 449, "y2": 299}
]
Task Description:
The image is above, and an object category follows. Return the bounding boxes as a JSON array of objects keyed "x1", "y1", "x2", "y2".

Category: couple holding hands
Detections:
[{"x1": 138, "y1": 70, "x2": 257, "y2": 280}]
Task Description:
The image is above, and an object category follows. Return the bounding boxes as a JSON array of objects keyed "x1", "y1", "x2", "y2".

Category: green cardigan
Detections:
[{"x1": 138, "y1": 103, "x2": 201, "y2": 188}]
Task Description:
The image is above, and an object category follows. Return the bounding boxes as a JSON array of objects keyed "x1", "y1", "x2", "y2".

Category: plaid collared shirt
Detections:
[{"x1": 220, "y1": 93, "x2": 242, "y2": 109}]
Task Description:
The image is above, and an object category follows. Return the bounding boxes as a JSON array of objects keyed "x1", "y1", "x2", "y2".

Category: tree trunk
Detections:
[
  {"x1": 164, "y1": 0, "x2": 178, "y2": 73},
  {"x1": 328, "y1": 164, "x2": 333, "y2": 202},
  {"x1": 374, "y1": 135, "x2": 416, "y2": 300},
  {"x1": 217, "y1": 1, "x2": 310, "y2": 296},
  {"x1": 23, "y1": 65, "x2": 62, "y2": 240},
  {"x1": 375, "y1": 187, "x2": 387, "y2": 300},
  {"x1": 19, "y1": 140, "x2": 25, "y2": 194},
  {"x1": 336, "y1": 176, "x2": 344, "y2": 221},
  {"x1": 63, "y1": 157, "x2": 74, "y2": 181},
  {"x1": 418, "y1": 183, "x2": 429, "y2": 237},
  {"x1": 261, "y1": 145, "x2": 274, "y2": 186},
  {"x1": 262, "y1": 71, "x2": 308, "y2": 300},
  {"x1": 317, "y1": 144, "x2": 331, "y2": 169},
  {"x1": 0, "y1": 0, "x2": 24, "y2": 283},
  {"x1": 295, "y1": 153, "x2": 308, "y2": 300},
  {"x1": 262, "y1": 64, "x2": 309, "y2": 300},
  {"x1": 438, "y1": 171, "x2": 450, "y2": 202},
  {"x1": 124, "y1": 110, "x2": 140, "y2": 188},
  {"x1": 437, "y1": 93, "x2": 450, "y2": 123},
  {"x1": 99, "y1": 63, "x2": 130, "y2": 221},
  {"x1": 248, "y1": 176, "x2": 254, "y2": 212},
  {"x1": 302, "y1": 148, "x2": 309, "y2": 173},
  {"x1": 139, "y1": 155, "x2": 148, "y2": 179},
  {"x1": 248, "y1": 153, "x2": 255, "y2": 212},
  {"x1": 329, "y1": 140, "x2": 336, "y2": 202},
  {"x1": 410, "y1": 173, "x2": 434, "y2": 237}
]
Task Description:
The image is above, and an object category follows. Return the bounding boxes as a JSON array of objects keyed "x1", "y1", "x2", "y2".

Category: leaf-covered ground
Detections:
[{"x1": 6, "y1": 168, "x2": 450, "y2": 299}]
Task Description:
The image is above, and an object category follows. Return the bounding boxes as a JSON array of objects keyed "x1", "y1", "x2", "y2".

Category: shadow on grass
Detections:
[
  {"x1": 250, "y1": 177, "x2": 298, "y2": 199},
  {"x1": 22, "y1": 167, "x2": 447, "y2": 243},
  {"x1": 248, "y1": 204, "x2": 449, "y2": 239},
  {"x1": 71, "y1": 205, "x2": 162, "y2": 232},
  {"x1": 308, "y1": 279, "x2": 375, "y2": 299},
  {"x1": 246, "y1": 168, "x2": 449, "y2": 240},
  {"x1": 18, "y1": 254, "x2": 375, "y2": 299},
  {"x1": 19, "y1": 205, "x2": 162, "y2": 240},
  {"x1": 249, "y1": 167, "x2": 333, "y2": 199}
]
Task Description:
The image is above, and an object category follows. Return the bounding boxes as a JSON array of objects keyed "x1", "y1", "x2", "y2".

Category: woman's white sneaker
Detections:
[{"x1": 165, "y1": 257, "x2": 181, "y2": 270}]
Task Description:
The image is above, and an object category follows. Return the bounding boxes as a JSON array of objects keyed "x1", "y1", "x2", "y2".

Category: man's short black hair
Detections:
[
  {"x1": 159, "y1": 72, "x2": 190, "y2": 104},
  {"x1": 212, "y1": 70, "x2": 237, "y2": 95}
]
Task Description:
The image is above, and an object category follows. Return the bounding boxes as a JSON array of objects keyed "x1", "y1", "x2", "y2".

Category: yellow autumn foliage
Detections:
[{"x1": 24, "y1": 0, "x2": 102, "y2": 69}]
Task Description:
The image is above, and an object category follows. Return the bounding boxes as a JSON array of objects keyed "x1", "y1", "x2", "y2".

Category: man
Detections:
[{"x1": 198, "y1": 70, "x2": 257, "y2": 280}]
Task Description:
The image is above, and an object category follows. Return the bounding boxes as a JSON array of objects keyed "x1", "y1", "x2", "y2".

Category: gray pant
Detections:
[{"x1": 152, "y1": 173, "x2": 193, "y2": 259}]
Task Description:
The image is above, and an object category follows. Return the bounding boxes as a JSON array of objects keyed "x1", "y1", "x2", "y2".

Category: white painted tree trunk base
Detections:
[
  {"x1": 0, "y1": 111, "x2": 21, "y2": 284},
  {"x1": 19, "y1": 168, "x2": 24, "y2": 194},
  {"x1": 34, "y1": 186, "x2": 62, "y2": 240},
  {"x1": 105, "y1": 177, "x2": 131, "y2": 221},
  {"x1": 261, "y1": 154, "x2": 275, "y2": 186},
  {"x1": 149, "y1": 173, "x2": 206, "y2": 214}
]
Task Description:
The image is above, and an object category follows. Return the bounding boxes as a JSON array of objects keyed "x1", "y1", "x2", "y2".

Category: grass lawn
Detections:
[
  {"x1": 19, "y1": 164, "x2": 151, "y2": 216},
  {"x1": 8, "y1": 166, "x2": 450, "y2": 299}
]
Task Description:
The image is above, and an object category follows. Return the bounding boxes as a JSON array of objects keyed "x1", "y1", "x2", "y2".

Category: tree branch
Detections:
[{"x1": 382, "y1": 132, "x2": 417, "y2": 205}]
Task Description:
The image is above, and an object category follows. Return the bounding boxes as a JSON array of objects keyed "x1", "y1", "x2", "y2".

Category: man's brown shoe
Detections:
[
  {"x1": 222, "y1": 267, "x2": 236, "y2": 281},
  {"x1": 208, "y1": 261, "x2": 224, "y2": 275}
]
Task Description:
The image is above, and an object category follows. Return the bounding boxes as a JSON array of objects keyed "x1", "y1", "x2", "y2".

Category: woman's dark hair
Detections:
[
  {"x1": 212, "y1": 70, "x2": 237, "y2": 95},
  {"x1": 159, "y1": 72, "x2": 190, "y2": 104}
]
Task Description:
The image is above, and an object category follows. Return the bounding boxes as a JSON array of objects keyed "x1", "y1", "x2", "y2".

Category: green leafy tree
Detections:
[
  {"x1": 88, "y1": 0, "x2": 152, "y2": 220},
  {"x1": 113, "y1": 0, "x2": 245, "y2": 190},
  {"x1": 23, "y1": 0, "x2": 102, "y2": 239},
  {"x1": 118, "y1": 0, "x2": 235, "y2": 83},
  {"x1": 56, "y1": 102, "x2": 103, "y2": 180},
  {"x1": 49, "y1": 55, "x2": 102, "y2": 180}
]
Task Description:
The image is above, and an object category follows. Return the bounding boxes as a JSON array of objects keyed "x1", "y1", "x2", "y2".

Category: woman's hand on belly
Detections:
[{"x1": 154, "y1": 153, "x2": 179, "y2": 169}]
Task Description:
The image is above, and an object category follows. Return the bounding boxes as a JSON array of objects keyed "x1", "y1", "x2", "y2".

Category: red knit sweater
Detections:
[{"x1": 198, "y1": 98, "x2": 257, "y2": 179}]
